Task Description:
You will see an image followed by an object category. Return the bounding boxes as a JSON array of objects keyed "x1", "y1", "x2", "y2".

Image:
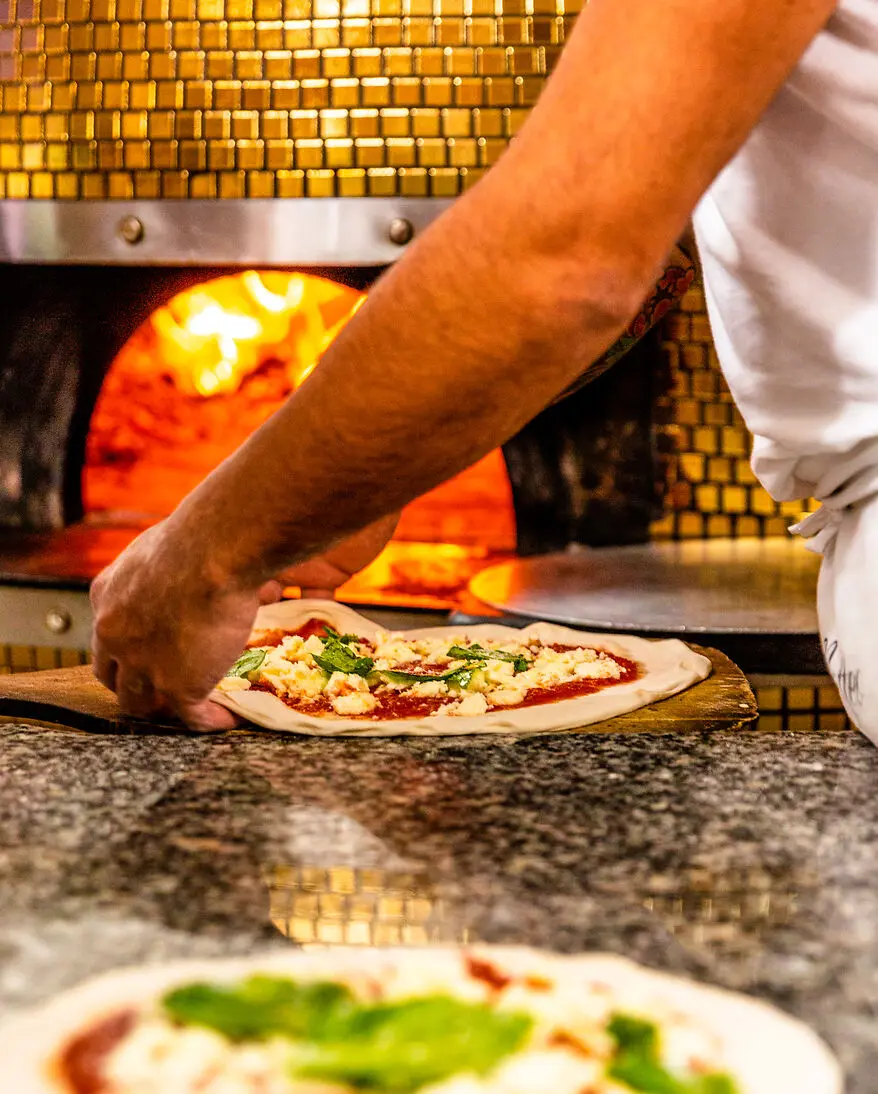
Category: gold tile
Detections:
[
  {"x1": 231, "y1": 108, "x2": 259, "y2": 138},
  {"x1": 373, "y1": 16, "x2": 403, "y2": 45},
  {"x1": 411, "y1": 106, "x2": 440, "y2": 136},
  {"x1": 349, "y1": 107, "x2": 379, "y2": 136},
  {"x1": 301, "y1": 78, "x2": 330, "y2": 107},
  {"x1": 207, "y1": 138, "x2": 235, "y2": 167},
  {"x1": 207, "y1": 50, "x2": 235, "y2": 78},
  {"x1": 19, "y1": 115, "x2": 42, "y2": 142},
  {"x1": 355, "y1": 136, "x2": 384, "y2": 165},
  {"x1": 235, "y1": 50, "x2": 264, "y2": 78},
  {"x1": 416, "y1": 135, "x2": 445, "y2": 165},
  {"x1": 342, "y1": 18, "x2": 371, "y2": 46},
  {"x1": 330, "y1": 77, "x2": 359, "y2": 106},
  {"x1": 148, "y1": 109, "x2": 175, "y2": 137},
  {"x1": 0, "y1": 144, "x2": 20, "y2": 169},
  {"x1": 121, "y1": 111, "x2": 148, "y2": 139},
  {"x1": 454, "y1": 75, "x2": 482, "y2": 104},
  {"x1": 70, "y1": 111, "x2": 95, "y2": 140},
  {"x1": 361, "y1": 76, "x2": 390, "y2": 105},
  {"x1": 440, "y1": 106, "x2": 469, "y2": 136},
  {"x1": 201, "y1": 23, "x2": 227, "y2": 47},
  {"x1": 124, "y1": 140, "x2": 150, "y2": 167},
  {"x1": 271, "y1": 81, "x2": 301, "y2": 108},
  {"x1": 255, "y1": 0, "x2": 282, "y2": 14},
  {"x1": 485, "y1": 74, "x2": 513, "y2": 104},
  {"x1": 467, "y1": 17, "x2": 496, "y2": 45},
  {"x1": 385, "y1": 135, "x2": 415, "y2": 165},
  {"x1": 436, "y1": 17, "x2": 465, "y2": 45},
  {"x1": 405, "y1": 16, "x2": 433, "y2": 45},
  {"x1": 447, "y1": 135, "x2": 476, "y2": 165},
  {"x1": 422, "y1": 75, "x2": 451, "y2": 104},
  {"x1": 322, "y1": 47, "x2": 352, "y2": 76},
  {"x1": 283, "y1": 20, "x2": 312, "y2": 48},
  {"x1": 235, "y1": 137, "x2": 264, "y2": 167},
  {"x1": 428, "y1": 164, "x2": 458, "y2": 194},
  {"x1": 367, "y1": 165, "x2": 397, "y2": 194},
  {"x1": 478, "y1": 135, "x2": 504, "y2": 164},
  {"x1": 294, "y1": 136, "x2": 323, "y2": 167},
  {"x1": 324, "y1": 136, "x2": 353, "y2": 165},
  {"x1": 196, "y1": 0, "x2": 223, "y2": 15},
  {"x1": 261, "y1": 109, "x2": 289, "y2": 138},
  {"x1": 414, "y1": 46, "x2": 443, "y2": 75},
  {"x1": 257, "y1": 22, "x2": 285, "y2": 49},
  {"x1": 380, "y1": 106, "x2": 409, "y2": 135},
  {"x1": 276, "y1": 167, "x2": 305, "y2": 194},
  {"x1": 290, "y1": 108, "x2": 318, "y2": 137},
  {"x1": 218, "y1": 169, "x2": 245, "y2": 197},
  {"x1": 97, "y1": 140, "x2": 124, "y2": 169},
  {"x1": 337, "y1": 165, "x2": 366, "y2": 194},
  {"x1": 264, "y1": 49, "x2": 293, "y2": 78},
  {"x1": 0, "y1": 118, "x2": 18, "y2": 141},
  {"x1": 132, "y1": 169, "x2": 159, "y2": 196},
  {"x1": 176, "y1": 110, "x2": 203, "y2": 138},
  {"x1": 265, "y1": 137, "x2": 293, "y2": 167},
  {"x1": 29, "y1": 171, "x2": 55, "y2": 197},
  {"x1": 247, "y1": 168, "x2": 275, "y2": 194},
  {"x1": 71, "y1": 140, "x2": 97, "y2": 168},
  {"x1": 306, "y1": 166, "x2": 335, "y2": 194},
  {"x1": 150, "y1": 139, "x2": 179, "y2": 167},
  {"x1": 352, "y1": 47, "x2": 383, "y2": 75},
  {"x1": 319, "y1": 108, "x2": 349, "y2": 137},
  {"x1": 312, "y1": 19, "x2": 340, "y2": 48},
  {"x1": 162, "y1": 170, "x2": 190, "y2": 196},
  {"x1": 214, "y1": 80, "x2": 243, "y2": 108},
  {"x1": 445, "y1": 46, "x2": 475, "y2": 74},
  {"x1": 81, "y1": 172, "x2": 108, "y2": 198}
]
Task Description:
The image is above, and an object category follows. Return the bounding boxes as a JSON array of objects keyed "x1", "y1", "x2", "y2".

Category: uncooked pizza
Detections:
[
  {"x1": 0, "y1": 947, "x2": 840, "y2": 1094},
  {"x1": 210, "y1": 601, "x2": 712, "y2": 736}
]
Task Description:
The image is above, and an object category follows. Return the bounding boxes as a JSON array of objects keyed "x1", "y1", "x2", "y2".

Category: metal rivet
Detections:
[
  {"x1": 45, "y1": 607, "x2": 72, "y2": 635},
  {"x1": 118, "y1": 215, "x2": 145, "y2": 245},
  {"x1": 388, "y1": 217, "x2": 414, "y2": 246}
]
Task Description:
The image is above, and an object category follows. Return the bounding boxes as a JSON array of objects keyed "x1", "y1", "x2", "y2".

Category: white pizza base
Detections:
[
  {"x1": 0, "y1": 945, "x2": 841, "y2": 1094},
  {"x1": 210, "y1": 600, "x2": 712, "y2": 737}
]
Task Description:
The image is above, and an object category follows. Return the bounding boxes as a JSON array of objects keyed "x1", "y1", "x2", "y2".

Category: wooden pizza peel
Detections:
[{"x1": 0, "y1": 648, "x2": 757, "y2": 735}]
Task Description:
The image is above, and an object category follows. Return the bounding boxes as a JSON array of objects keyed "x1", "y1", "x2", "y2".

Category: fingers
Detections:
[
  {"x1": 115, "y1": 666, "x2": 161, "y2": 719},
  {"x1": 258, "y1": 580, "x2": 283, "y2": 605},
  {"x1": 177, "y1": 697, "x2": 242, "y2": 733},
  {"x1": 91, "y1": 647, "x2": 118, "y2": 693},
  {"x1": 300, "y1": 587, "x2": 337, "y2": 600}
]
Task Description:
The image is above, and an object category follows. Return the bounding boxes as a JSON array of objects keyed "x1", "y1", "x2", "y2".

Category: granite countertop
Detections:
[{"x1": 1, "y1": 722, "x2": 877, "y2": 1089}]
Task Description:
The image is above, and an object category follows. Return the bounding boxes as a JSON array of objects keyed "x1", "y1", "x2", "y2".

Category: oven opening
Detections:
[{"x1": 82, "y1": 270, "x2": 516, "y2": 610}]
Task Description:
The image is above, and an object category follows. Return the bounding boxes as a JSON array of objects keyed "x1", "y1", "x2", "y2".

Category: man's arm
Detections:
[{"x1": 92, "y1": 0, "x2": 836, "y2": 726}]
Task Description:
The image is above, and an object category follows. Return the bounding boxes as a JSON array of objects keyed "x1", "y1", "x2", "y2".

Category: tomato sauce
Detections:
[
  {"x1": 56, "y1": 1010, "x2": 137, "y2": 1094},
  {"x1": 245, "y1": 619, "x2": 641, "y2": 721}
]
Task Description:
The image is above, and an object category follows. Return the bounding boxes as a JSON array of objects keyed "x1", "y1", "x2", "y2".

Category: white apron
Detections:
[{"x1": 693, "y1": 0, "x2": 878, "y2": 740}]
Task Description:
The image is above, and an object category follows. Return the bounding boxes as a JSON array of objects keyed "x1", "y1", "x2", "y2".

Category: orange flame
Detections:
[{"x1": 148, "y1": 271, "x2": 365, "y2": 398}]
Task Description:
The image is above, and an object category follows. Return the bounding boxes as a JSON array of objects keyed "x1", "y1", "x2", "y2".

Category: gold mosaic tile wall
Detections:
[
  {"x1": 652, "y1": 278, "x2": 820, "y2": 541},
  {"x1": 0, "y1": 0, "x2": 577, "y2": 199}
]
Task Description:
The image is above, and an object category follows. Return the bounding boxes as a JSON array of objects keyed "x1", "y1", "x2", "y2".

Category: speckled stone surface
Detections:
[{"x1": 1, "y1": 722, "x2": 877, "y2": 1089}]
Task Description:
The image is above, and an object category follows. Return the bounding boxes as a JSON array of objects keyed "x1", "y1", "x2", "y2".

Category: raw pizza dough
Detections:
[
  {"x1": 210, "y1": 600, "x2": 711, "y2": 736},
  {"x1": 0, "y1": 945, "x2": 841, "y2": 1094}
]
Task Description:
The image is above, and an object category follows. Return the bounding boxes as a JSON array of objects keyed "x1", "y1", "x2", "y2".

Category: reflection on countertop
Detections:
[{"x1": 0, "y1": 724, "x2": 876, "y2": 1089}]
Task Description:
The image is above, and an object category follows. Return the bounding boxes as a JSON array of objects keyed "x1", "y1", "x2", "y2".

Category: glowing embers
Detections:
[
  {"x1": 83, "y1": 269, "x2": 517, "y2": 605},
  {"x1": 137, "y1": 271, "x2": 364, "y2": 398}
]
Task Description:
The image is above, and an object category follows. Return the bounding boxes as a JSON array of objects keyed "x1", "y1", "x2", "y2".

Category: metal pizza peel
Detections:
[{"x1": 468, "y1": 538, "x2": 823, "y2": 673}]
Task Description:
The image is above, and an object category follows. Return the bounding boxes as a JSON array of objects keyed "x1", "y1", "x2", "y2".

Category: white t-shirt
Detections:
[{"x1": 693, "y1": 0, "x2": 878, "y2": 505}]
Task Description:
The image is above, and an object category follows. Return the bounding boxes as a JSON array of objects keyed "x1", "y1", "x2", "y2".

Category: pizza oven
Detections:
[
  {"x1": 0, "y1": 0, "x2": 675, "y2": 659},
  {"x1": 0, "y1": 0, "x2": 853, "y2": 732}
]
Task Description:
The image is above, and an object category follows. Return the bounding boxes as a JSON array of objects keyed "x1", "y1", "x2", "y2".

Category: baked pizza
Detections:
[
  {"x1": 211, "y1": 601, "x2": 712, "y2": 736},
  {"x1": 0, "y1": 947, "x2": 839, "y2": 1094}
]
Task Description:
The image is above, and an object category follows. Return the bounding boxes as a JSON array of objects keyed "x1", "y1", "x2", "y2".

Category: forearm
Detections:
[{"x1": 176, "y1": 182, "x2": 646, "y2": 588}]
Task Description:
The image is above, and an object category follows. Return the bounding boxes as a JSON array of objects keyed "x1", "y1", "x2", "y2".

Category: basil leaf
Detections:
[
  {"x1": 313, "y1": 637, "x2": 375, "y2": 678},
  {"x1": 322, "y1": 626, "x2": 361, "y2": 645},
  {"x1": 225, "y1": 648, "x2": 267, "y2": 679},
  {"x1": 606, "y1": 1013, "x2": 739, "y2": 1094},
  {"x1": 290, "y1": 996, "x2": 532, "y2": 1093},
  {"x1": 162, "y1": 977, "x2": 532, "y2": 1094},
  {"x1": 447, "y1": 644, "x2": 530, "y2": 674},
  {"x1": 163, "y1": 977, "x2": 354, "y2": 1043},
  {"x1": 380, "y1": 664, "x2": 481, "y2": 689}
]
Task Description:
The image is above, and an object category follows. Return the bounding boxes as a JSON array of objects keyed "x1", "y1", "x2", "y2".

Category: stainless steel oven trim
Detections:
[{"x1": 0, "y1": 198, "x2": 453, "y2": 267}]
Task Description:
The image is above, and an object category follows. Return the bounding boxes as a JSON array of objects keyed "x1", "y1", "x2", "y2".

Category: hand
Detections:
[
  {"x1": 256, "y1": 512, "x2": 399, "y2": 604},
  {"x1": 90, "y1": 512, "x2": 399, "y2": 731}
]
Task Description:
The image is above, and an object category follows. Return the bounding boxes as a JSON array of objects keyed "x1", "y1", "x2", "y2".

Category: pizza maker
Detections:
[{"x1": 460, "y1": 537, "x2": 822, "y2": 675}]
